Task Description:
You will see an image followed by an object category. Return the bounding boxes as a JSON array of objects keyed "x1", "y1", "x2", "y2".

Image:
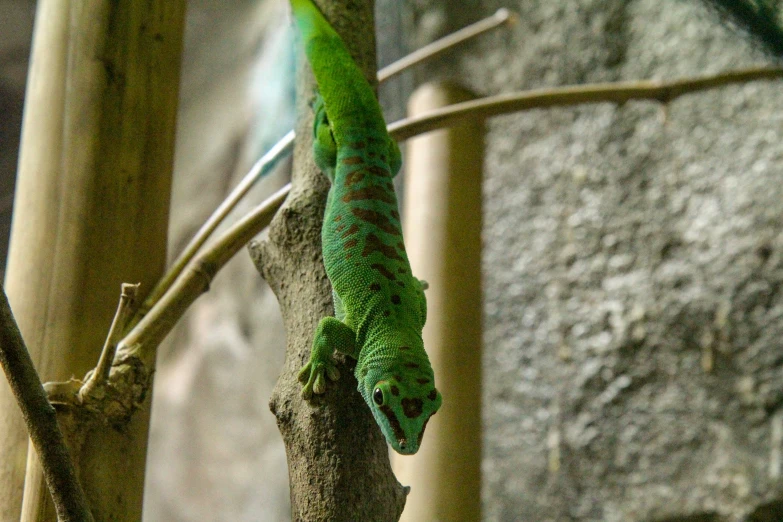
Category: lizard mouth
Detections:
[
  {"x1": 396, "y1": 438, "x2": 417, "y2": 455},
  {"x1": 379, "y1": 404, "x2": 405, "y2": 441},
  {"x1": 378, "y1": 404, "x2": 418, "y2": 454}
]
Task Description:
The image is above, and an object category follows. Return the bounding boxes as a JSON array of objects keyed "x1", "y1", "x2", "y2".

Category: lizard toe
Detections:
[
  {"x1": 313, "y1": 371, "x2": 327, "y2": 395},
  {"x1": 326, "y1": 364, "x2": 340, "y2": 382},
  {"x1": 301, "y1": 380, "x2": 315, "y2": 400},
  {"x1": 297, "y1": 362, "x2": 313, "y2": 384}
]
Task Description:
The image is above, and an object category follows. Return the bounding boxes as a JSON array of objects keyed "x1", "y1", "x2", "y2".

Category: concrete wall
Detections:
[{"x1": 407, "y1": 1, "x2": 783, "y2": 520}]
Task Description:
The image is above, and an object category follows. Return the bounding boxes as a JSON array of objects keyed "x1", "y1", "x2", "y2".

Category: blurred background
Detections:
[{"x1": 3, "y1": 1, "x2": 783, "y2": 521}]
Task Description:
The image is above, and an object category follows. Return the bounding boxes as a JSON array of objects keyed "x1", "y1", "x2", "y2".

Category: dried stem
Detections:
[
  {"x1": 136, "y1": 134, "x2": 294, "y2": 321},
  {"x1": 389, "y1": 66, "x2": 783, "y2": 140},
  {"x1": 0, "y1": 285, "x2": 94, "y2": 522},
  {"x1": 80, "y1": 283, "x2": 140, "y2": 399},
  {"x1": 117, "y1": 184, "x2": 289, "y2": 365},
  {"x1": 377, "y1": 8, "x2": 516, "y2": 82}
]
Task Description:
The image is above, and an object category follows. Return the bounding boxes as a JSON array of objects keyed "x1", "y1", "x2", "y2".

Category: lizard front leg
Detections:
[{"x1": 298, "y1": 316, "x2": 356, "y2": 399}]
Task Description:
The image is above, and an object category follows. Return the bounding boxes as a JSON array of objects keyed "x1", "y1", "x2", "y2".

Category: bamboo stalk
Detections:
[
  {"x1": 394, "y1": 82, "x2": 485, "y2": 522},
  {"x1": 0, "y1": 3, "x2": 69, "y2": 515},
  {"x1": 0, "y1": 1, "x2": 186, "y2": 520}
]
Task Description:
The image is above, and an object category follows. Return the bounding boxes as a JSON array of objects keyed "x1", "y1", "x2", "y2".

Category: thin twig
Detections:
[
  {"x1": 137, "y1": 133, "x2": 294, "y2": 320},
  {"x1": 388, "y1": 65, "x2": 783, "y2": 140},
  {"x1": 135, "y1": 10, "x2": 516, "y2": 319},
  {"x1": 0, "y1": 285, "x2": 94, "y2": 522},
  {"x1": 377, "y1": 8, "x2": 516, "y2": 82},
  {"x1": 80, "y1": 283, "x2": 139, "y2": 399},
  {"x1": 118, "y1": 184, "x2": 289, "y2": 364}
]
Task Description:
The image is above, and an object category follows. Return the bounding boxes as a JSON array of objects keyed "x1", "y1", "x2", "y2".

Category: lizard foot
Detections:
[{"x1": 298, "y1": 359, "x2": 340, "y2": 400}]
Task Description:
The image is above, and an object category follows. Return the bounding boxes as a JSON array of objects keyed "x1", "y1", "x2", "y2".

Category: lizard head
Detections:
[{"x1": 359, "y1": 361, "x2": 442, "y2": 455}]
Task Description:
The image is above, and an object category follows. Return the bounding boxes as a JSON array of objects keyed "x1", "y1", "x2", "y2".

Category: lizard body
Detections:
[{"x1": 290, "y1": 0, "x2": 441, "y2": 455}]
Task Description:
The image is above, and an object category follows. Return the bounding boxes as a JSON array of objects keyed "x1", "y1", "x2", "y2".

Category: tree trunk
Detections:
[
  {"x1": 249, "y1": 1, "x2": 407, "y2": 520},
  {"x1": 0, "y1": 0, "x2": 185, "y2": 519}
]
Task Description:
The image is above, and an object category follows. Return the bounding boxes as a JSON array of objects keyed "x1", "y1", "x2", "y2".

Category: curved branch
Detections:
[
  {"x1": 0, "y1": 286, "x2": 94, "y2": 522},
  {"x1": 116, "y1": 184, "x2": 289, "y2": 366},
  {"x1": 389, "y1": 66, "x2": 783, "y2": 140}
]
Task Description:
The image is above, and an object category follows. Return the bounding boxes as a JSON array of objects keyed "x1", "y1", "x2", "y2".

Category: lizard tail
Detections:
[{"x1": 289, "y1": 0, "x2": 387, "y2": 142}]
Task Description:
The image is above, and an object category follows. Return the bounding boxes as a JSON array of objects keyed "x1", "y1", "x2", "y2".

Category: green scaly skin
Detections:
[{"x1": 290, "y1": 0, "x2": 442, "y2": 455}]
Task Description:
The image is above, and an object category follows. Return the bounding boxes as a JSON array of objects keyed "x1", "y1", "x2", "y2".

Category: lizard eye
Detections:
[{"x1": 373, "y1": 388, "x2": 384, "y2": 406}]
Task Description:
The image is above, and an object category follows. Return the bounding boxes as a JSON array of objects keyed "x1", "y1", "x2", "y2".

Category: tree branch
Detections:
[
  {"x1": 377, "y1": 8, "x2": 515, "y2": 82},
  {"x1": 79, "y1": 283, "x2": 139, "y2": 400},
  {"x1": 116, "y1": 185, "x2": 289, "y2": 366},
  {"x1": 389, "y1": 65, "x2": 783, "y2": 140},
  {"x1": 249, "y1": 0, "x2": 408, "y2": 518},
  {"x1": 135, "y1": 134, "x2": 294, "y2": 323},
  {"x1": 0, "y1": 285, "x2": 94, "y2": 522}
]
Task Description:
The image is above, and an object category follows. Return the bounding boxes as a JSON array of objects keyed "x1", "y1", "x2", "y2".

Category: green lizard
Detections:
[{"x1": 290, "y1": 0, "x2": 442, "y2": 455}]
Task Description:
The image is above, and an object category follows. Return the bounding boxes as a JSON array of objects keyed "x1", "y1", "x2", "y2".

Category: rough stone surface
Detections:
[{"x1": 405, "y1": 0, "x2": 783, "y2": 520}]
